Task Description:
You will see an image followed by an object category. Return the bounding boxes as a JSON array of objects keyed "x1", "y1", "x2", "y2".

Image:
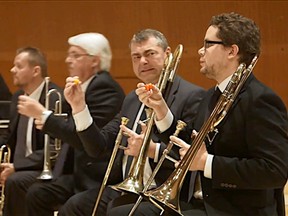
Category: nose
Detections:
[
  {"x1": 65, "y1": 56, "x2": 72, "y2": 64},
  {"x1": 198, "y1": 47, "x2": 205, "y2": 56},
  {"x1": 139, "y1": 56, "x2": 148, "y2": 64},
  {"x1": 10, "y1": 66, "x2": 16, "y2": 73}
]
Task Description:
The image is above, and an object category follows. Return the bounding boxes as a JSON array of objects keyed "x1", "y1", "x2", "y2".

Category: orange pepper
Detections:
[
  {"x1": 74, "y1": 79, "x2": 80, "y2": 85},
  {"x1": 145, "y1": 83, "x2": 153, "y2": 91}
]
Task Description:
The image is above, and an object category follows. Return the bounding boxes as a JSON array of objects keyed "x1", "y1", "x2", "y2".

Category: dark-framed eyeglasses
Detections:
[{"x1": 203, "y1": 40, "x2": 224, "y2": 54}]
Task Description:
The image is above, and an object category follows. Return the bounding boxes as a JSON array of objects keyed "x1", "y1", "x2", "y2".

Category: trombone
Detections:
[
  {"x1": 91, "y1": 117, "x2": 129, "y2": 216},
  {"x1": 110, "y1": 44, "x2": 183, "y2": 195},
  {"x1": 0, "y1": 145, "x2": 11, "y2": 211},
  {"x1": 143, "y1": 56, "x2": 258, "y2": 216},
  {"x1": 37, "y1": 77, "x2": 67, "y2": 180}
]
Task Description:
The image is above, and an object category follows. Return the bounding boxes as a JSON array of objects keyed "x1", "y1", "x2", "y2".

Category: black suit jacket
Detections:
[
  {"x1": 0, "y1": 82, "x2": 62, "y2": 171},
  {"x1": 78, "y1": 75, "x2": 206, "y2": 190},
  {"x1": 162, "y1": 74, "x2": 288, "y2": 216},
  {"x1": 43, "y1": 71, "x2": 125, "y2": 191},
  {"x1": 0, "y1": 74, "x2": 11, "y2": 101},
  {"x1": 0, "y1": 74, "x2": 12, "y2": 120}
]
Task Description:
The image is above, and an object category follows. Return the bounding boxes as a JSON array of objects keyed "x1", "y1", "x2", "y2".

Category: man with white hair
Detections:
[{"x1": 18, "y1": 32, "x2": 125, "y2": 216}]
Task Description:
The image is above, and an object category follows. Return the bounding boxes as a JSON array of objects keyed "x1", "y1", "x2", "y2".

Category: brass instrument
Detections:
[
  {"x1": 143, "y1": 56, "x2": 258, "y2": 216},
  {"x1": 110, "y1": 44, "x2": 183, "y2": 195},
  {"x1": 37, "y1": 77, "x2": 67, "y2": 180},
  {"x1": 0, "y1": 145, "x2": 11, "y2": 211},
  {"x1": 91, "y1": 117, "x2": 129, "y2": 216},
  {"x1": 128, "y1": 120, "x2": 187, "y2": 216}
]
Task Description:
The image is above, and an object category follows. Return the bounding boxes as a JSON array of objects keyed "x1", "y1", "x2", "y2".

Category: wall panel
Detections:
[{"x1": 0, "y1": 1, "x2": 287, "y2": 106}]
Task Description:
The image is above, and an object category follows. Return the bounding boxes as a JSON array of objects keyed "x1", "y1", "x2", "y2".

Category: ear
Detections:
[
  {"x1": 228, "y1": 44, "x2": 239, "y2": 59},
  {"x1": 165, "y1": 46, "x2": 171, "y2": 56},
  {"x1": 91, "y1": 55, "x2": 101, "y2": 68},
  {"x1": 33, "y1": 66, "x2": 41, "y2": 77}
]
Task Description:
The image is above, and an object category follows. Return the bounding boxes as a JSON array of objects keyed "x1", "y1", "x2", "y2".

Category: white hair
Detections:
[{"x1": 68, "y1": 32, "x2": 112, "y2": 71}]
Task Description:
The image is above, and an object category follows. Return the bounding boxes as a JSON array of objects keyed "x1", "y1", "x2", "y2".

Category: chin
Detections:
[
  {"x1": 69, "y1": 71, "x2": 77, "y2": 77},
  {"x1": 200, "y1": 69, "x2": 206, "y2": 76}
]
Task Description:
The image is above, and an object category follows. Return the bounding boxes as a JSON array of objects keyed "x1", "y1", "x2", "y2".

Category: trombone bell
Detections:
[{"x1": 110, "y1": 176, "x2": 144, "y2": 194}]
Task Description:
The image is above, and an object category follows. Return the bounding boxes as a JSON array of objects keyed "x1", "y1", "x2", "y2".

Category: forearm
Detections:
[{"x1": 43, "y1": 115, "x2": 84, "y2": 149}]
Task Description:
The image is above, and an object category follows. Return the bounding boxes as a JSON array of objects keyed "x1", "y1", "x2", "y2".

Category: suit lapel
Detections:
[
  {"x1": 129, "y1": 95, "x2": 142, "y2": 129},
  {"x1": 165, "y1": 76, "x2": 180, "y2": 107},
  {"x1": 221, "y1": 73, "x2": 254, "y2": 120}
]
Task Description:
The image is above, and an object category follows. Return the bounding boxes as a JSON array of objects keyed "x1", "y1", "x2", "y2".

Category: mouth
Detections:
[
  {"x1": 140, "y1": 68, "x2": 154, "y2": 73},
  {"x1": 67, "y1": 66, "x2": 73, "y2": 71}
]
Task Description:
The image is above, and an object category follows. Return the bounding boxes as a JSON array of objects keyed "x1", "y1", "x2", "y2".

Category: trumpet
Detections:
[
  {"x1": 37, "y1": 77, "x2": 67, "y2": 180},
  {"x1": 0, "y1": 145, "x2": 11, "y2": 211},
  {"x1": 110, "y1": 44, "x2": 183, "y2": 195},
  {"x1": 144, "y1": 56, "x2": 258, "y2": 215}
]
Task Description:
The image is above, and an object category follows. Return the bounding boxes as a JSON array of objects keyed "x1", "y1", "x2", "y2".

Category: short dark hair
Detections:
[
  {"x1": 129, "y1": 28, "x2": 169, "y2": 51},
  {"x1": 16, "y1": 46, "x2": 48, "y2": 77},
  {"x1": 210, "y1": 12, "x2": 260, "y2": 65}
]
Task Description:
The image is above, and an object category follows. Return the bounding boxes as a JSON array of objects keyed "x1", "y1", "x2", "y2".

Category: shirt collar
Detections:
[
  {"x1": 80, "y1": 74, "x2": 96, "y2": 93},
  {"x1": 217, "y1": 74, "x2": 233, "y2": 93},
  {"x1": 28, "y1": 81, "x2": 45, "y2": 100}
]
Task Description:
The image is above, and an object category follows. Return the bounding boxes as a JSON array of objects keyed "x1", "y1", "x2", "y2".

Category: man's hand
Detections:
[
  {"x1": 64, "y1": 76, "x2": 86, "y2": 114},
  {"x1": 18, "y1": 95, "x2": 45, "y2": 120},
  {"x1": 121, "y1": 121, "x2": 157, "y2": 159},
  {"x1": 171, "y1": 134, "x2": 208, "y2": 171},
  {"x1": 135, "y1": 83, "x2": 168, "y2": 121},
  {"x1": 0, "y1": 163, "x2": 15, "y2": 185}
]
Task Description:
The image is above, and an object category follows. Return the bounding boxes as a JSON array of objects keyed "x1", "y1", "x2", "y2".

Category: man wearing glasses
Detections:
[
  {"x1": 130, "y1": 12, "x2": 288, "y2": 216},
  {"x1": 18, "y1": 32, "x2": 125, "y2": 216}
]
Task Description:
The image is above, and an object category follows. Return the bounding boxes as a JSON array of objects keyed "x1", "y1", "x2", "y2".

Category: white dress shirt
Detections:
[{"x1": 25, "y1": 81, "x2": 45, "y2": 156}]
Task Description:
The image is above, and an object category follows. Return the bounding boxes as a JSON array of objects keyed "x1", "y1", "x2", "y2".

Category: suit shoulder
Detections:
[
  {"x1": 245, "y1": 78, "x2": 287, "y2": 112},
  {"x1": 90, "y1": 71, "x2": 124, "y2": 92},
  {"x1": 123, "y1": 91, "x2": 136, "y2": 103},
  {"x1": 178, "y1": 77, "x2": 206, "y2": 95}
]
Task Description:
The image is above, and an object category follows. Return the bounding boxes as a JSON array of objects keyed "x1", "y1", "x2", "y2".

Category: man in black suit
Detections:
[
  {"x1": 19, "y1": 32, "x2": 125, "y2": 216},
  {"x1": 134, "y1": 13, "x2": 288, "y2": 216},
  {"x1": 63, "y1": 29, "x2": 206, "y2": 215},
  {"x1": 0, "y1": 47, "x2": 63, "y2": 216}
]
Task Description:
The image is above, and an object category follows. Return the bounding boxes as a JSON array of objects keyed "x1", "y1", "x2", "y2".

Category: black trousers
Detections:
[
  {"x1": 3, "y1": 170, "x2": 41, "y2": 216},
  {"x1": 26, "y1": 175, "x2": 75, "y2": 216},
  {"x1": 26, "y1": 175, "x2": 121, "y2": 216},
  {"x1": 107, "y1": 194, "x2": 207, "y2": 216}
]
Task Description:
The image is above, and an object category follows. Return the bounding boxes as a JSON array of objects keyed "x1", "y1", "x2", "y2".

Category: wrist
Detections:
[
  {"x1": 72, "y1": 103, "x2": 86, "y2": 115},
  {"x1": 36, "y1": 106, "x2": 46, "y2": 120},
  {"x1": 155, "y1": 103, "x2": 168, "y2": 121},
  {"x1": 41, "y1": 110, "x2": 52, "y2": 124}
]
